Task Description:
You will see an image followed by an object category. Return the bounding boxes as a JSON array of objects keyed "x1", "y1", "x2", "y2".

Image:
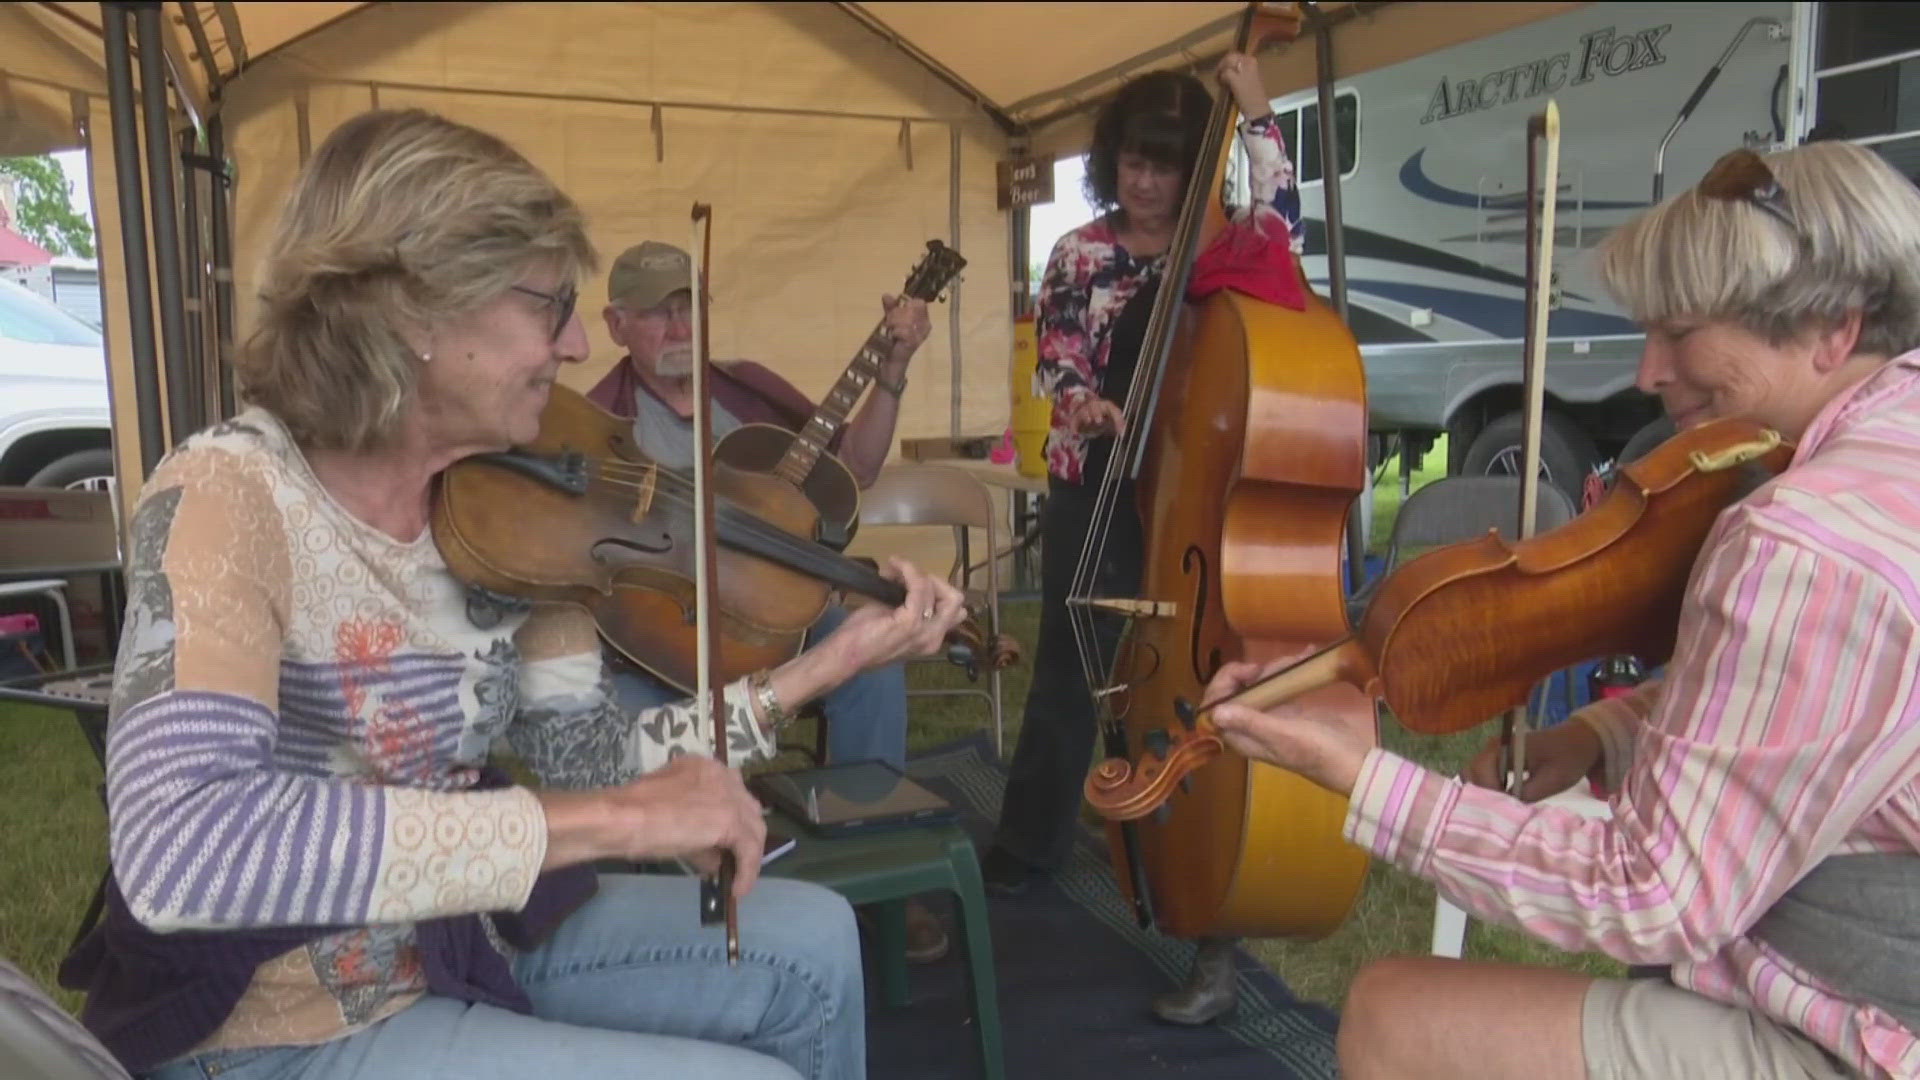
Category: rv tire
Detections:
[{"x1": 1459, "y1": 410, "x2": 1599, "y2": 507}]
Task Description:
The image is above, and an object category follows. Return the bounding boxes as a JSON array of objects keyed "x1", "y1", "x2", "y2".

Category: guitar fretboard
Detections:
[{"x1": 773, "y1": 324, "x2": 894, "y2": 487}]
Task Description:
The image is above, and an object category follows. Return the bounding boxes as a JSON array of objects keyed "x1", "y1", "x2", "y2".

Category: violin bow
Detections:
[
  {"x1": 1503, "y1": 99, "x2": 1561, "y2": 796},
  {"x1": 689, "y1": 202, "x2": 741, "y2": 964}
]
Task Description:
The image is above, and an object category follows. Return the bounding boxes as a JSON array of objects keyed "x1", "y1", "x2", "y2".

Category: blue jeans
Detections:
[
  {"x1": 611, "y1": 603, "x2": 908, "y2": 770},
  {"x1": 142, "y1": 874, "x2": 865, "y2": 1080}
]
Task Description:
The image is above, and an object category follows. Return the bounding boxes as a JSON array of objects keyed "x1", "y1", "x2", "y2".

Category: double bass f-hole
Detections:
[{"x1": 1180, "y1": 544, "x2": 1217, "y2": 686}]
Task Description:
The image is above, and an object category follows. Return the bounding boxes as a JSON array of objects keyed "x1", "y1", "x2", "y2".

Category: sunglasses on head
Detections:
[
  {"x1": 1696, "y1": 148, "x2": 1800, "y2": 239},
  {"x1": 509, "y1": 282, "x2": 579, "y2": 342}
]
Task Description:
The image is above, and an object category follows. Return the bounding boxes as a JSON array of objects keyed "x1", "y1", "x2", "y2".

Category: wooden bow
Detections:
[
  {"x1": 689, "y1": 202, "x2": 740, "y2": 964},
  {"x1": 1501, "y1": 99, "x2": 1561, "y2": 796}
]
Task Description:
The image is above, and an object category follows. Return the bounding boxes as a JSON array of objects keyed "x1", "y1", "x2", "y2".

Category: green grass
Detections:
[{"x1": 0, "y1": 446, "x2": 1619, "y2": 1020}]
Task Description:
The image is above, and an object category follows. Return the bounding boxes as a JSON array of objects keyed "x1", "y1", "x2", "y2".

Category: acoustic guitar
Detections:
[{"x1": 712, "y1": 240, "x2": 966, "y2": 549}]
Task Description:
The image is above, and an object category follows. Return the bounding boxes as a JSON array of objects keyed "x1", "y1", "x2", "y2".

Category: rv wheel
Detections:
[{"x1": 1460, "y1": 410, "x2": 1599, "y2": 507}]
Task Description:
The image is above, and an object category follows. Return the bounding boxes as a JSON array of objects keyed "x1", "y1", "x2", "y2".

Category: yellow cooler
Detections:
[{"x1": 1010, "y1": 314, "x2": 1051, "y2": 478}]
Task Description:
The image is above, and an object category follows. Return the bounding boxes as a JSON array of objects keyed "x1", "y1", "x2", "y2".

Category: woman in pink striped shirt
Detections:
[{"x1": 1207, "y1": 139, "x2": 1920, "y2": 1080}]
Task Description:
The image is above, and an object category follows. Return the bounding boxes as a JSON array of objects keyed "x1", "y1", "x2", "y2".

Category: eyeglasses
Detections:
[
  {"x1": 1697, "y1": 148, "x2": 1800, "y2": 240},
  {"x1": 510, "y1": 283, "x2": 578, "y2": 342}
]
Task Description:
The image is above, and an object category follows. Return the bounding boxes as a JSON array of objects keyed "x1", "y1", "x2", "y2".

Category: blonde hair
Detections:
[
  {"x1": 1598, "y1": 140, "x2": 1920, "y2": 357},
  {"x1": 238, "y1": 109, "x2": 595, "y2": 451}
]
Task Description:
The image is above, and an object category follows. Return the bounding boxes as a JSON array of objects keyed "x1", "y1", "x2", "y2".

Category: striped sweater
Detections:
[
  {"x1": 93, "y1": 407, "x2": 775, "y2": 1060},
  {"x1": 1348, "y1": 352, "x2": 1920, "y2": 1079}
]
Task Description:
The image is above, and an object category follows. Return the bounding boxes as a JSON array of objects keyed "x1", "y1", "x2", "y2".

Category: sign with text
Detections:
[{"x1": 996, "y1": 156, "x2": 1054, "y2": 210}]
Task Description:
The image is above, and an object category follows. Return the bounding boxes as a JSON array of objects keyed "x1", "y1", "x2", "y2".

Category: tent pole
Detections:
[
  {"x1": 178, "y1": 125, "x2": 207, "y2": 428},
  {"x1": 204, "y1": 116, "x2": 237, "y2": 420},
  {"x1": 100, "y1": 2, "x2": 165, "y2": 478},
  {"x1": 948, "y1": 124, "x2": 963, "y2": 437},
  {"x1": 1305, "y1": 2, "x2": 1367, "y2": 594},
  {"x1": 134, "y1": 1, "x2": 196, "y2": 446}
]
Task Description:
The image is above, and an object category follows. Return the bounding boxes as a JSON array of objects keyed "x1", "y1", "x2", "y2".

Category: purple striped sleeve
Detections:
[{"x1": 107, "y1": 690, "x2": 545, "y2": 931}]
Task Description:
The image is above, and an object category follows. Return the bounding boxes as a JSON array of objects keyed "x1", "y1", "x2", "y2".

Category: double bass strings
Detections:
[{"x1": 1064, "y1": 58, "x2": 1242, "y2": 715}]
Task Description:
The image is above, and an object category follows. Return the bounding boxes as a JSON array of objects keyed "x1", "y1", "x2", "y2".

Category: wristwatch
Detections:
[{"x1": 875, "y1": 369, "x2": 908, "y2": 397}]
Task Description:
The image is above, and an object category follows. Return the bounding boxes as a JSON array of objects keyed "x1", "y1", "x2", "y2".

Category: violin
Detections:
[
  {"x1": 430, "y1": 384, "x2": 1012, "y2": 694},
  {"x1": 1083, "y1": 416, "x2": 1795, "y2": 821}
]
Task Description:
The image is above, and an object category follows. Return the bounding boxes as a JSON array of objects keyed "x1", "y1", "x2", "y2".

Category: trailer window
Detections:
[
  {"x1": 1813, "y1": 5, "x2": 1920, "y2": 186},
  {"x1": 1296, "y1": 92, "x2": 1359, "y2": 184},
  {"x1": 1817, "y1": 2, "x2": 1920, "y2": 70}
]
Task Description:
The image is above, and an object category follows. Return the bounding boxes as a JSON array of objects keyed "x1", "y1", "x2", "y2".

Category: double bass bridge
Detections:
[{"x1": 1068, "y1": 597, "x2": 1178, "y2": 619}]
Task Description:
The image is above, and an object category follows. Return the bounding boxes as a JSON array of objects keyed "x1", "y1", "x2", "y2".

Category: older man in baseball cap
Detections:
[
  {"x1": 585, "y1": 238, "x2": 948, "y2": 962},
  {"x1": 586, "y1": 240, "x2": 929, "y2": 484}
]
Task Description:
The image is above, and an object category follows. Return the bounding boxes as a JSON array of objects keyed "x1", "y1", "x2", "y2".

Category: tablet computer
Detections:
[{"x1": 751, "y1": 760, "x2": 958, "y2": 837}]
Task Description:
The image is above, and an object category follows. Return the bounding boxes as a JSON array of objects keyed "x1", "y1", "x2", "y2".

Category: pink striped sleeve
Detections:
[{"x1": 1347, "y1": 518, "x2": 1920, "y2": 963}]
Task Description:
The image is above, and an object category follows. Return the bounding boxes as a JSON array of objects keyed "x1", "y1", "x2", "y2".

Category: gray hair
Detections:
[
  {"x1": 238, "y1": 109, "x2": 595, "y2": 452},
  {"x1": 1598, "y1": 140, "x2": 1920, "y2": 358}
]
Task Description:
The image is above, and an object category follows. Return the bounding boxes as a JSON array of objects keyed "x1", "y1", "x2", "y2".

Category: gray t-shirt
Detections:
[{"x1": 630, "y1": 385, "x2": 744, "y2": 470}]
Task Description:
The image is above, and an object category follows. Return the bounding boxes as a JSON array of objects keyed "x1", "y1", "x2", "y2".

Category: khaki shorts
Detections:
[{"x1": 1583, "y1": 977, "x2": 1860, "y2": 1079}]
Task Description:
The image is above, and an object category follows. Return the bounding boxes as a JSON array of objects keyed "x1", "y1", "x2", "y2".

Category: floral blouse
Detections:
[{"x1": 1035, "y1": 114, "x2": 1304, "y2": 484}]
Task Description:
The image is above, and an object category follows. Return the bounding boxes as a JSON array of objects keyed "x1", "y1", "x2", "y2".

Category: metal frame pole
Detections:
[
  {"x1": 1305, "y1": 3, "x2": 1367, "y2": 595},
  {"x1": 204, "y1": 116, "x2": 237, "y2": 419},
  {"x1": 178, "y1": 125, "x2": 207, "y2": 424},
  {"x1": 100, "y1": 3, "x2": 164, "y2": 477},
  {"x1": 133, "y1": 1, "x2": 195, "y2": 446}
]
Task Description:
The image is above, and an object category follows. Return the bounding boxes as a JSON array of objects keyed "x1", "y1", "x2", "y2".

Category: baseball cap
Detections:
[{"x1": 607, "y1": 240, "x2": 692, "y2": 311}]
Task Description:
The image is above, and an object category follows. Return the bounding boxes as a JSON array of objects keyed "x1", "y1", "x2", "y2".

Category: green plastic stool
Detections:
[{"x1": 764, "y1": 814, "x2": 1005, "y2": 1080}]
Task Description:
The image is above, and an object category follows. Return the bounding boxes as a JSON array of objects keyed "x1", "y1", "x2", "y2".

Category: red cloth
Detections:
[{"x1": 1185, "y1": 222, "x2": 1308, "y2": 311}]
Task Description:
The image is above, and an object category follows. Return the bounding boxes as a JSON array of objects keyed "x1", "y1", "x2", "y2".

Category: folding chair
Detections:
[
  {"x1": 0, "y1": 956, "x2": 130, "y2": 1080},
  {"x1": 1348, "y1": 475, "x2": 1579, "y2": 627},
  {"x1": 853, "y1": 464, "x2": 1016, "y2": 755}
]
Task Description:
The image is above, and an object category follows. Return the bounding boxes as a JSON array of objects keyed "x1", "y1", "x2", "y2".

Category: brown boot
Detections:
[
  {"x1": 1151, "y1": 936, "x2": 1238, "y2": 1025},
  {"x1": 904, "y1": 898, "x2": 950, "y2": 964}
]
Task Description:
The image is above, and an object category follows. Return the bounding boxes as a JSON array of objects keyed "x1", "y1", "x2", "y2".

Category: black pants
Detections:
[{"x1": 993, "y1": 471, "x2": 1143, "y2": 870}]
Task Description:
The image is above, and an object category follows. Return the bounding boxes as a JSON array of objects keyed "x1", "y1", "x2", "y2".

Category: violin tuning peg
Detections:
[{"x1": 1173, "y1": 697, "x2": 1197, "y2": 730}]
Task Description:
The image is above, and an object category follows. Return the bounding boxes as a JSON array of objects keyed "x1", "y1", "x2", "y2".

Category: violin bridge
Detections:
[
  {"x1": 628, "y1": 463, "x2": 660, "y2": 524},
  {"x1": 1069, "y1": 598, "x2": 1178, "y2": 619}
]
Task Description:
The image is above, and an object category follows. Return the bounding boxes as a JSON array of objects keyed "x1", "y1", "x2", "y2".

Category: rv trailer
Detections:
[{"x1": 1252, "y1": 0, "x2": 1920, "y2": 502}]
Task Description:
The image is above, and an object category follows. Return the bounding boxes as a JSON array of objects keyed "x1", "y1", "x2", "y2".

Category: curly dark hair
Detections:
[{"x1": 1083, "y1": 69, "x2": 1215, "y2": 224}]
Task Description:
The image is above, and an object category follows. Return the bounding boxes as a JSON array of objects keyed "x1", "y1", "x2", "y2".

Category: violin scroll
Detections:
[{"x1": 1084, "y1": 728, "x2": 1227, "y2": 821}]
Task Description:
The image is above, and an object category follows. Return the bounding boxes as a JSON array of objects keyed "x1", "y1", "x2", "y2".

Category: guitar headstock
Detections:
[{"x1": 903, "y1": 239, "x2": 968, "y2": 303}]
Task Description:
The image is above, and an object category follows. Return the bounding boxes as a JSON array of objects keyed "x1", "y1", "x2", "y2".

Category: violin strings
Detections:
[
  {"x1": 478, "y1": 453, "x2": 981, "y2": 618},
  {"x1": 580, "y1": 473, "x2": 886, "y2": 582},
  {"x1": 571, "y1": 473, "x2": 979, "y2": 621},
  {"x1": 536, "y1": 464, "x2": 916, "y2": 607}
]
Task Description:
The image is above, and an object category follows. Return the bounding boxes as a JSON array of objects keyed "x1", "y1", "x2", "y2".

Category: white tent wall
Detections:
[
  {"x1": 215, "y1": 1, "x2": 1015, "y2": 463},
  {"x1": 0, "y1": 0, "x2": 1608, "y2": 537}
]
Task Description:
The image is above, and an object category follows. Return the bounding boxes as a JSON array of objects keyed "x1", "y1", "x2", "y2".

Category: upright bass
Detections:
[{"x1": 1069, "y1": 1, "x2": 1374, "y2": 940}]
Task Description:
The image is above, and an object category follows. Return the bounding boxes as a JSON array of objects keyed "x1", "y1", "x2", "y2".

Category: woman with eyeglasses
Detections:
[
  {"x1": 1194, "y1": 139, "x2": 1920, "y2": 1080},
  {"x1": 57, "y1": 108, "x2": 967, "y2": 1080}
]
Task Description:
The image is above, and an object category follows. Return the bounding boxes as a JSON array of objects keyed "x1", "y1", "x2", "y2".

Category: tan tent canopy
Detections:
[{"x1": 1, "y1": 1, "x2": 1580, "y2": 520}]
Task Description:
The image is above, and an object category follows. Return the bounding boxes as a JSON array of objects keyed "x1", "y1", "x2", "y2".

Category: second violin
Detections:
[{"x1": 1084, "y1": 416, "x2": 1794, "y2": 822}]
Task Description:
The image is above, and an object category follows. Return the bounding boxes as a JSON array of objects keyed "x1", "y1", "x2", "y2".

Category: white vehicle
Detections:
[
  {"x1": 0, "y1": 276, "x2": 114, "y2": 489},
  {"x1": 1259, "y1": 1, "x2": 1917, "y2": 500}
]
